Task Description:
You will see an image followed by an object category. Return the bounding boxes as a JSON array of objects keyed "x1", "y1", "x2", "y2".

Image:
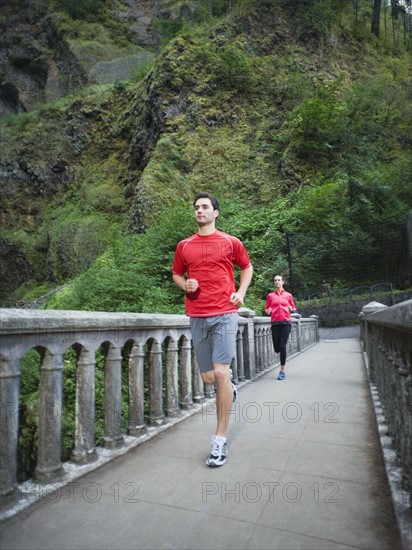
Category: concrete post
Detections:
[
  {"x1": 309, "y1": 315, "x2": 319, "y2": 342},
  {"x1": 149, "y1": 341, "x2": 165, "y2": 426},
  {"x1": 360, "y1": 301, "x2": 388, "y2": 382},
  {"x1": 179, "y1": 337, "x2": 192, "y2": 410},
  {"x1": 72, "y1": 348, "x2": 98, "y2": 464},
  {"x1": 128, "y1": 342, "x2": 146, "y2": 436},
  {"x1": 165, "y1": 339, "x2": 180, "y2": 417},
  {"x1": 238, "y1": 308, "x2": 256, "y2": 379},
  {"x1": 0, "y1": 356, "x2": 20, "y2": 495},
  {"x1": 292, "y1": 314, "x2": 301, "y2": 352},
  {"x1": 192, "y1": 353, "x2": 204, "y2": 403},
  {"x1": 237, "y1": 328, "x2": 245, "y2": 381},
  {"x1": 35, "y1": 349, "x2": 65, "y2": 483},
  {"x1": 103, "y1": 345, "x2": 124, "y2": 449}
]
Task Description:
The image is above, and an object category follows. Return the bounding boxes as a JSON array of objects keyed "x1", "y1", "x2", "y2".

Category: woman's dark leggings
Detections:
[{"x1": 271, "y1": 323, "x2": 292, "y2": 366}]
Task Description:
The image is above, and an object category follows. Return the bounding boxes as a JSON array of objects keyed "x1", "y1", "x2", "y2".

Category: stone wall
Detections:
[
  {"x1": 360, "y1": 300, "x2": 412, "y2": 507},
  {"x1": 297, "y1": 291, "x2": 412, "y2": 327}
]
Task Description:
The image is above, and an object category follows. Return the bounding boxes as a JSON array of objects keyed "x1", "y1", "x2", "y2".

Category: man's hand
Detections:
[
  {"x1": 230, "y1": 291, "x2": 244, "y2": 307},
  {"x1": 185, "y1": 278, "x2": 199, "y2": 294}
]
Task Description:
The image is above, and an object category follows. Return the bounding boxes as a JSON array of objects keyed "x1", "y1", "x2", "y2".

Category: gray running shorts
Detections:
[{"x1": 190, "y1": 313, "x2": 238, "y2": 373}]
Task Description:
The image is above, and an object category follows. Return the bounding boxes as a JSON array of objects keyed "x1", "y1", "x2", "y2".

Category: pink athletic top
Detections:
[
  {"x1": 172, "y1": 230, "x2": 251, "y2": 317},
  {"x1": 265, "y1": 290, "x2": 296, "y2": 322}
]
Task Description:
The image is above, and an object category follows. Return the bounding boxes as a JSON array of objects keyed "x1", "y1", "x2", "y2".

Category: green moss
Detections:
[
  {"x1": 43, "y1": 203, "x2": 122, "y2": 281},
  {"x1": 77, "y1": 157, "x2": 128, "y2": 214}
]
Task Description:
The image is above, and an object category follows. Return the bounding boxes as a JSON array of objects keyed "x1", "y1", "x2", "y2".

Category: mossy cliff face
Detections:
[
  {"x1": 0, "y1": 0, "x2": 161, "y2": 118},
  {"x1": 0, "y1": 82, "x2": 136, "y2": 302},
  {"x1": 0, "y1": 1, "x2": 88, "y2": 117},
  {"x1": 1, "y1": 1, "x2": 411, "y2": 306}
]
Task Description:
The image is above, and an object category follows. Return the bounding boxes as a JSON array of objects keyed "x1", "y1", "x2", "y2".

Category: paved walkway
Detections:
[{"x1": 1, "y1": 336, "x2": 403, "y2": 550}]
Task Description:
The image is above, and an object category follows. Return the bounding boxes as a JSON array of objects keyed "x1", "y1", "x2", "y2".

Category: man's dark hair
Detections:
[{"x1": 193, "y1": 192, "x2": 219, "y2": 211}]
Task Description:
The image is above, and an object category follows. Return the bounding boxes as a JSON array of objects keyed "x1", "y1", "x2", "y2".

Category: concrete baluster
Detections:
[
  {"x1": 269, "y1": 327, "x2": 274, "y2": 365},
  {"x1": 260, "y1": 329, "x2": 266, "y2": 370},
  {"x1": 179, "y1": 337, "x2": 192, "y2": 410},
  {"x1": 238, "y1": 309, "x2": 256, "y2": 380},
  {"x1": 268, "y1": 326, "x2": 275, "y2": 365},
  {"x1": 103, "y1": 344, "x2": 124, "y2": 449},
  {"x1": 149, "y1": 340, "x2": 165, "y2": 426},
  {"x1": 0, "y1": 355, "x2": 20, "y2": 495},
  {"x1": 237, "y1": 328, "x2": 245, "y2": 381},
  {"x1": 262, "y1": 327, "x2": 268, "y2": 369},
  {"x1": 128, "y1": 342, "x2": 146, "y2": 436},
  {"x1": 257, "y1": 330, "x2": 263, "y2": 372},
  {"x1": 192, "y1": 352, "x2": 204, "y2": 402},
  {"x1": 165, "y1": 339, "x2": 180, "y2": 417},
  {"x1": 231, "y1": 354, "x2": 238, "y2": 384},
  {"x1": 254, "y1": 329, "x2": 259, "y2": 372},
  {"x1": 296, "y1": 318, "x2": 301, "y2": 352},
  {"x1": 72, "y1": 347, "x2": 98, "y2": 464},
  {"x1": 254, "y1": 328, "x2": 259, "y2": 373},
  {"x1": 204, "y1": 383, "x2": 215, "y2": 399},
  {"x1": 266, "y1": 327, "x2": 272, "y2": 368},
  {"x1": 35, "y1": 349, "x2": 65, "y2": 483},
  {"x1": 264, "y1": 327, "x2": 270, "y2": 367},
  {"x1": 288, "y1": 324, "x2": 295, "y2": 356}
]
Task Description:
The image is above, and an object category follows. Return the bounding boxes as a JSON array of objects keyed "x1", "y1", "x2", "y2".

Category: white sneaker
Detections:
[{"x1": 206, "y1": 435, "x2": 228, "y2": 467}]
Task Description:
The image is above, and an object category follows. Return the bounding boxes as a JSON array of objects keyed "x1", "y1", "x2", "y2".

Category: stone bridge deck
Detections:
[{"x1": 1, "y1": 332, "x2": 404, "y2": 550}]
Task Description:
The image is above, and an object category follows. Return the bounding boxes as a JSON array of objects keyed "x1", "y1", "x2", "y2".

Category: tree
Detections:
[
  {"x1": 372, "y1": 0, "x2": 382, "y2": 37},
  {"x1": 353, "y1": 0, "x2": 360, "y2": 34}
]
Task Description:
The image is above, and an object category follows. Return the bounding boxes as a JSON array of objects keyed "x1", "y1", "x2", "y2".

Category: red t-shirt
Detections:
[
  {"x1": 172, "y1": 230, "x2": 251, "y2": 317},
  {"x1": 265, "y1": 290, "x2": 296, "y2": 322}
]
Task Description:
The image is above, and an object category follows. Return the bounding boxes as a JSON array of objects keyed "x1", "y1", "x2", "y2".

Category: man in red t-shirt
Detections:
[
  {"x1": 172, "y1": 192, "x2": 253, "y2": 467},
  {"x1": 265, "y1": 275, "x2": 297, "y2": 380}
]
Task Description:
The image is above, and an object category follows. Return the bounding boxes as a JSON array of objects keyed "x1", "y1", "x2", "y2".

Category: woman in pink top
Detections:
[{"x1": 265, "y1": 275, "x2": 297, "y2": 380}]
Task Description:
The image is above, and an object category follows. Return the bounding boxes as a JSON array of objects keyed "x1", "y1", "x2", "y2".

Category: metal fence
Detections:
[{"x1": 302, "y1": 282, "x2": 393, "y2": 305}]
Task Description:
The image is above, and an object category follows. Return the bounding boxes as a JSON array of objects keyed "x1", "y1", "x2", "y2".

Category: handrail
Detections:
[{"x1": 0, "y1": 308, "x2": 318, "y2": 508}]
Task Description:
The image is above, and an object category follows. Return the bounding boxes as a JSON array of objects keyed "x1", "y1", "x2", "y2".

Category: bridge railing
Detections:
[
  {"x1": 359, "y1": 299, "x2": 412, "y2": 504},
  {"x1": 0, "y1": 308, "x2": 318, "y2": 501}
]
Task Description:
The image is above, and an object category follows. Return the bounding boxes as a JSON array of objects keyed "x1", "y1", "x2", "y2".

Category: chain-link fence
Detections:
[
  {"x1": 301, "y1": 282, "x2": 393, "y2": 305},
  {"x1": 275, "y1": 217, "x2": 411, "y2": 300}
]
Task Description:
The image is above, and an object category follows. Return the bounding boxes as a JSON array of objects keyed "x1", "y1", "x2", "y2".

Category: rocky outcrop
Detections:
[
  {"x1": 0, "y1": 239, "x2": 34, "y2": 304},
  {"x1": 0, "y1": 1, "x2": 88, "y2": 117},
  {"x1": 114, "y1": 0, "x2": 162, "y2": 47},
  {"x1": 0, "y1": 0, "x2": 162, "y2": 119}
]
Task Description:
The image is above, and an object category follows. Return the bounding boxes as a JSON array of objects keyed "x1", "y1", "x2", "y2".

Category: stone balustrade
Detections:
[
  {"x1": 359, "y1": 299, "x2": 412, "y2": 503},
  {"x1": 0, "y1": 308, "x2": 318, "y2": 501}
]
